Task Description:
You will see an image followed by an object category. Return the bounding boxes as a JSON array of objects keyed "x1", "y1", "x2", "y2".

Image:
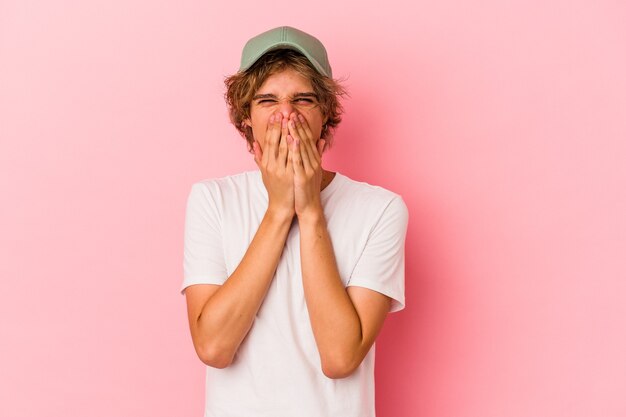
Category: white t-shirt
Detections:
[{"x1": 181, "y1": 170, "x2": 408, "y2": 417}]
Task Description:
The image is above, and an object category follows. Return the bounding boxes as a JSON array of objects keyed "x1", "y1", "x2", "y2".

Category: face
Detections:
[{"x1": 244, "y1": 68, "x2": 326, "y2": 151}]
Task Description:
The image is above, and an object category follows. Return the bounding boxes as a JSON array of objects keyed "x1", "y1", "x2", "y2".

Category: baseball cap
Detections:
[{"x1": 239, "y1": 26, "x2": 332, "y2": 77}]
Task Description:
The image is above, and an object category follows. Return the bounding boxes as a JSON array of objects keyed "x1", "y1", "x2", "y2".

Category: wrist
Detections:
[
  {"x1": 296, "y1": 205, "x2": 325, "y2": 226},
  {"x1": 266, "y1": 205, "x2": 295, "y2": 224}
]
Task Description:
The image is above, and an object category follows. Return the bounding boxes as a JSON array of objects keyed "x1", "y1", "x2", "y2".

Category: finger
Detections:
[
  {"x1": 290, "y1": 136, "x2": 305, "y2": 176},
  {"x1": 292, "y1": 113, "x2": 311, "y2": 145},
  {"x1": 293, "y1": 116, "x2": 319, "y2": 170},
  {"x1": 288, "y1": 115, "x2": 309, "y2": 151},
  {"x1": 289, "y1": 118, "x2": 313, "y2": 172},
  {"x1": 286, "y1": 136, "x2": 295, "y2": 176},
  {"x1": 294, "y1": 114, "x2": 320, "y2": 164},
  {"x1": 266, "y1": 113, "x2": 282, "y2": 166},
  {"x1": 261, "y1": 114, "x2": 274, "y2": 166},
  {"x1": 297, "y1": 114, "x2": 317, "y2": 148},
  {"x1": 286, "y1": 116, "x2": 302, "y2": 148},
  {"x1": 317, "y1": 139, "x2": 326, "y2": 157},
  {"x1": 278, "y1": 117, "x2": 289, "y2": 169},
  {"x1": 272, "y1": 113, "x2": 284, "y2": 158}
]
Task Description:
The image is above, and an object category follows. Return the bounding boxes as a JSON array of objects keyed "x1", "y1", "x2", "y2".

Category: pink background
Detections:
[{"x1": 1, "y1": 1, "x2": 625, "y2": 416}]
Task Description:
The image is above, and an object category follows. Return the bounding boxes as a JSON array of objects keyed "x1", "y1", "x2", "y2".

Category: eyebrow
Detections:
[{"x1": 252, "y1": 92, "x2": 319, "y2": 100}]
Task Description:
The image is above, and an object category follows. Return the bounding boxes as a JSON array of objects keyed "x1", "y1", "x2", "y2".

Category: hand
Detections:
[
  {"x1": 253, "y1": 113, "x2": 295, "y2": 219},
  {"x1": 287, "y1": 113, "x2": 326, "y2": 220}
]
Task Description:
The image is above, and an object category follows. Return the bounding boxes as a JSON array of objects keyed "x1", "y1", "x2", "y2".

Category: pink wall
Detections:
[{"x1": 1, "y1": 1, "x2": 625, "y2": 416}]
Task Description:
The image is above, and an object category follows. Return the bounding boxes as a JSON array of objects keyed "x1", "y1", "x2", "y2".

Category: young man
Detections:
[{"x1": 182, "y1": 26, "x2": 408, "y2": 416}]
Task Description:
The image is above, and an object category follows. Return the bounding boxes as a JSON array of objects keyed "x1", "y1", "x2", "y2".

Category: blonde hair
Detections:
[{"x1": 224, "y1": 49, "x2": 347, "y2": 151}]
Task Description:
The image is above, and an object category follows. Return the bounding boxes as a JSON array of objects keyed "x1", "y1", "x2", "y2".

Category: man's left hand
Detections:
[{"x1": 287, "y1": 113, "x2": 326, "y2": 221}]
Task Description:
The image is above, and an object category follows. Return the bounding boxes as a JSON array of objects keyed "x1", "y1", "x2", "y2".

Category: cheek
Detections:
[
  {"x1": 252, "y1": 126, "x2": 264, "y2": 146},
  {"x1": 248, "y1": 113, "x2": 266, "y2": 137}
]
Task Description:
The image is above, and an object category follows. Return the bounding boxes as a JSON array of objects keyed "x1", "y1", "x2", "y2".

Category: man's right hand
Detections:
[
  {"x1": 187, "y1": 112, "x2": 297, "y2": 368},
  {"x1": 252, "y1": 112, "x2": 295, "y2": 219}
]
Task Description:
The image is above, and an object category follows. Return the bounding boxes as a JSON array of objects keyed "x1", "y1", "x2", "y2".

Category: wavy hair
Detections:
[{"x1": 224, "y1": 49, "x2": 347, "y2": 151}]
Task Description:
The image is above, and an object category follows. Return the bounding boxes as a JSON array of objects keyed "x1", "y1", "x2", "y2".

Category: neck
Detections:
[{"x1": 320, "y1": 169, "x2": 336, "y2": 191}]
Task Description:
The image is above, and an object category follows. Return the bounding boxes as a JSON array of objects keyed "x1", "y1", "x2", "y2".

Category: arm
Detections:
[
  {"x1": 185, "y1": 113, "x2": 294, "y2": 368},
  {"x1": 299, "y1": 214, "x2": 392, "y2": 379},
  {"x1": 186, "y1": 210, "x2": 293, "y2": 368},
  {"x1": 287, "y1": 114, "x2": 395, "y2": 379}
]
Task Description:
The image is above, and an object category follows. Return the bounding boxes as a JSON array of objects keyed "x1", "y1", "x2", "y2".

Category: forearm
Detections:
[
  {"x1": 193, "y1": 209, "x2": 293, "y2": 366},
  {"x1": 299, "y1": 212, "x2": 364, "y2": 377}
]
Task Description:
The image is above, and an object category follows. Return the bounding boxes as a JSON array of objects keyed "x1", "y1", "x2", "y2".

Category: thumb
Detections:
[{"x1": 317, "y1": 139, "x2": 326, "y2": 156}]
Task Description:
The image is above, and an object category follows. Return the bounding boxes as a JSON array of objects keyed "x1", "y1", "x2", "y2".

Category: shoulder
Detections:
[
  {"x1": 186, "y1": 170, "x2": 263, "y2": 211},
  {"x1": 324, "y1": 173, "x2": 408, "y2": 233},
  {"x1": 192, "y1": 170, "x2": 261, "y2": 192},
  {"x1": 332, "y1": 173, "x2": 407, "y2": 214},
  {"x1": 188, "y1": 170, "x2": 261, "y2": 199}
]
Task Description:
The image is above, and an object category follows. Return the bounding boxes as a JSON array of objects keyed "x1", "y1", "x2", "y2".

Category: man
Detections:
[{"x1": 182, "y1": 26, "x2": 408, "y2": 416}]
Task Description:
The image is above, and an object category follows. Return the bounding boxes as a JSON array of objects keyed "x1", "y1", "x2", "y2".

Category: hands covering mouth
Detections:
[{"x1": 252, "y1": 112, "x2": 326, "y2": 221}]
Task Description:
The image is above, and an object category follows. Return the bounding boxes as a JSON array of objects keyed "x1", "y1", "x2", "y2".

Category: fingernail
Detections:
[
  {"x1": 269, "y1": 115, "x2": 274, "y2": 123},
  {"x1": 298, "y1": 114, "x2": 304, "y2": 122}
]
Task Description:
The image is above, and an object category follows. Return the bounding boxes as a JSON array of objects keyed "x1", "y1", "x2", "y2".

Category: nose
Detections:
[{"x1": 277, "y1": 100, "x2": 295, "y2": 119}]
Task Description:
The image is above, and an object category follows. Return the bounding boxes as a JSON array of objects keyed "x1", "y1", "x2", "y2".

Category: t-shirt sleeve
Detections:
[
  {"x1": 180, "y1": 182, "x2": 228, "y2": 294},
  {"x1": 347, "y1": 195, "x2": 409, "y2": 313}
]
